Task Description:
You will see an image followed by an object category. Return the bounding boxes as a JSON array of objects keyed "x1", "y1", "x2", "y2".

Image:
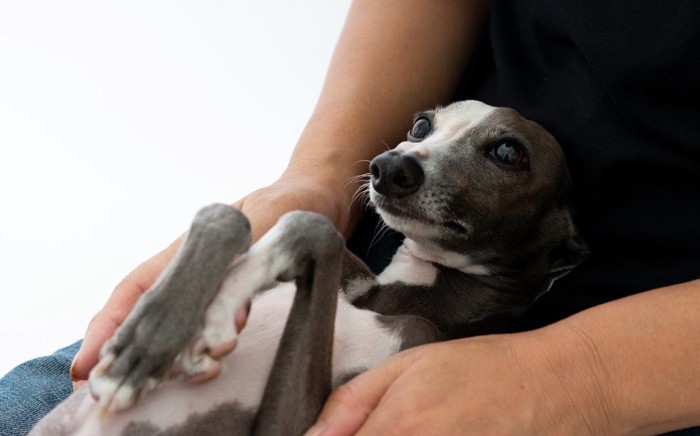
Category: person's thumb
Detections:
[
  {"x1": 305, "y1": 354, "x2": 409, "y2": 436},
  {"x1": 70, "y1": 308, "x2": 122, "y2": 386},
  {"x1": 70, "y1": 272, "x2": 149, "y2": 386}
]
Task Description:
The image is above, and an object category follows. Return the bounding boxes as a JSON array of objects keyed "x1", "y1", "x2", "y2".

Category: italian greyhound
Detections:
[{"x1": 31, "y1": 100, "x2": 587, "y2": 435}]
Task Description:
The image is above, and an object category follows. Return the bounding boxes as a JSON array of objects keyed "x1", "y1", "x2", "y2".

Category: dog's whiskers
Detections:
[
  {"x1": 348, "y1": 173, "x2": 373, "y2": 211},
  {"x1": 345, "y1": 173, "x2": 371, "y2": 188},
  {"x1": 368, "y1": 219, "x2": 391, "y2": 252},
  {"x1": 350, "y1": 182, "x2": 371, "y2": 210}
]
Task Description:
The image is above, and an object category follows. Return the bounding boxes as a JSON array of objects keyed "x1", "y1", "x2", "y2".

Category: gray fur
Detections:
[
  {"x1": 378, "y1": 314, "x2": 441, "y2": 351},
  {"x1": 95, "y1": 204, "x2": 252, "y2": 398},
  {"x1": 31, "y1": 100, "x2": 586, "y2": 435},
  {"x1": 251, "y1": 213, "x2": 344, "y2": 436}
]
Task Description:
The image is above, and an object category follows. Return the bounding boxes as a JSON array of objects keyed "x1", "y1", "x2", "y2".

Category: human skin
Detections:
[
  {"x1": 71, "y1": 0, "x2": 700, "y2": 433},
  {"x1": 70, "y1": 0, "x2": 491, "y2": 385},
  {"x1": 306, "y1": 279, "x2": 700, "y2": 435}
]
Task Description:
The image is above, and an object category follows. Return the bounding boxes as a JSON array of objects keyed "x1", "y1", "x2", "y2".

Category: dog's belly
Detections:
[{"x1": 32, "y1": 284, "x2": 403, "y2": 435}]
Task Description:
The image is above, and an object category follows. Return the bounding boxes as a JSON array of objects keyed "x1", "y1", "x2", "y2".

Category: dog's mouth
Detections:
[
  {"x1": 372, "y1": 196, "x2": 424, "y2": 222},
  {"x1": 372, "y1": 194, "x2": 470, "y2": 235},
  {"x1": 443, "y1": 221, "x2": 469, "y2": 233}
]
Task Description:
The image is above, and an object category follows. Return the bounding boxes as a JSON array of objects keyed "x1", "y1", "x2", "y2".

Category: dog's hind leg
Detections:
[
  {"x1": 250, "y1": 212, "x2": 344, "y2": 436},
  {"x1": 88, "y1": 204, "x2": 252, "y2": 413}
]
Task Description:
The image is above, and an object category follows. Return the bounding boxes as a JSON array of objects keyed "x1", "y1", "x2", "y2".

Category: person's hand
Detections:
[
  {"x1": 306, "y1": 330, "x2": 615, "y2": 436},
  {"x1": 70, "y1": 172, "x2": 356, "y2": 389}
]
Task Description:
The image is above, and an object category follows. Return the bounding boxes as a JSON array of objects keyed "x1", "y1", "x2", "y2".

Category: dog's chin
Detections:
[{"x1": 376, "y1": 207, "x2": 442, "y2": 240}]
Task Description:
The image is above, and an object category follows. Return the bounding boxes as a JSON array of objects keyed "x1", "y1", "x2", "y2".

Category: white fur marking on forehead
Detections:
[
  {"x1": 395, "y1": 141, "x2": 428, "y2": 156},
  {"x1": 434, "y1": 100, "x2": 496, "y2": 138},
  {"x1": 396, "y1": 100, "x2": 496, "y2": 157}
]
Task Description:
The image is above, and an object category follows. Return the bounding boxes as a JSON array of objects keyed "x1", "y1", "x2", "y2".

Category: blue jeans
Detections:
[{"x1": 0, "y1": 341, "x2": 80, "y2": 435}]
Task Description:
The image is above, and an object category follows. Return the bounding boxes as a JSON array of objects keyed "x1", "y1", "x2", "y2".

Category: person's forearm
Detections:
[
  {"x1": 285, "y1": 0, "x2": 490, "y2": 233},
  {"x1": 533, "y1": 279, "x2": 700, "y2": 434}
]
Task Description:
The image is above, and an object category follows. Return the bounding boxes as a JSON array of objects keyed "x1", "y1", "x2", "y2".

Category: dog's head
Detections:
[{"x1": 369, "y1": 100, "x2": 586, "y2": 292}]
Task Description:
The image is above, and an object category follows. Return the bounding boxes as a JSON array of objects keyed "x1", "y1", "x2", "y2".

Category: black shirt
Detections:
[{"x1": 457, "y1": 0, "x2": 700, "y2": 327}]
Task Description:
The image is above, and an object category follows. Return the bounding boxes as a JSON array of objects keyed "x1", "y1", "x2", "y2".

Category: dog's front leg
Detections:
[
  {"x1": 191, "y1": 210, "x2": 344, "y2": 435},
  {"x1": 89, "y1": 204, "x2": 252, "y2": 412}
]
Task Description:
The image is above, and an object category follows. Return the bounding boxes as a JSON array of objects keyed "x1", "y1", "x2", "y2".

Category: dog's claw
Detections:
[
  {"x1": 173, "y1": 337, "x2": 225, "y2": 382},
  {"x1": 185, "y1": 357, "x2": 222, "y2": 384}
]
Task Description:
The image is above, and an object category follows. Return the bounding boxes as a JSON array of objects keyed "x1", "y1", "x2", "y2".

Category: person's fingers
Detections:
[
  {"x1": 70, "y1": 236, "x2": 184, "y2": 383},
  {"x1": 305, "y1": 352, "x2": 415, "y2": 436},
  {"x1": 70, "y1": 308, "x2": 121, "y2": 383}
]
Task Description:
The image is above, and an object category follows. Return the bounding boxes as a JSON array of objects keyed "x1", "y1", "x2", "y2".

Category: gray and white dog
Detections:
[{"x1": 31, "y1": 100, "x2": 587, "y2": 435}]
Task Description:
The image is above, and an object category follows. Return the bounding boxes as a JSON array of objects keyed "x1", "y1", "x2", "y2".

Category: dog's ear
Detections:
[{"x1": 535, "y1": 230, "x2": 589, "y2": 300}]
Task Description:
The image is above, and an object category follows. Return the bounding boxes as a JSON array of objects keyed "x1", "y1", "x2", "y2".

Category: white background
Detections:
[{"x1": 0, "y1": 0, "x2": 351, "y2": 377}]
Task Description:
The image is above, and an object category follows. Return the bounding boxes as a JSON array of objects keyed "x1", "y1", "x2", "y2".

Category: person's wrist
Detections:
[
  {"x1": 278, "y1": 163, "x2": 365, "y2": 237},
  {"x1": 512, "y1": 325, "x2": 618, "y2": 435}
]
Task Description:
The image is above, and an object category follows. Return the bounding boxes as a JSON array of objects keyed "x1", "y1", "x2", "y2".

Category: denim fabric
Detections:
[{"x1": 0, "y1": 341, "x2": 80, "y2": 436}]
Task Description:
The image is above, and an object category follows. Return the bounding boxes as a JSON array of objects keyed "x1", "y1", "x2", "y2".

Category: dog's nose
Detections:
[{"x1": 370, "y1": 151, "x2": 425, "y2": 199}]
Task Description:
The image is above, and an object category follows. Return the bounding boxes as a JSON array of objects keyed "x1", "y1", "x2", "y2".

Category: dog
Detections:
[{"x1": 31, "y1": 100, "x2": 587, "y2": 435}]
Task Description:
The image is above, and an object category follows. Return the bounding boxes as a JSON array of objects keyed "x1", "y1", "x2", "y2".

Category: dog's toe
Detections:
[
  {"x1": 200, "y1": 297, "x2": 245, "y2": 356},
  {"x1": 184, "y1": 357, "x2": 222, "y2": 383},
  {"x1": 173, "y1": 337, "x2": 225, "y2": 382},
  {"x1": 88, "y1": 353, "x2": 142, "y2": 413}
]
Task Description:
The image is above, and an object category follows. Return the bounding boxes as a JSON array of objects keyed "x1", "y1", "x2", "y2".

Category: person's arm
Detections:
[
  {"x1": 71, "y1": 0, "x2": 491, "y2": 385},
  {"x1": 248, "y1": 0, "x2": 491, "y2": 240},
  {"x1": 558, "y1": 278, "x2": 700, "y2": 433},
  {"x1": 309, "y1": 278, "x2": 700, "y2": 435}
]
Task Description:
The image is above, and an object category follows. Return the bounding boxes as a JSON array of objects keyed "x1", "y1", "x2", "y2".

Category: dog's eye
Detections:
[
  {"x1": 491, "y1": 141, "x2": 527, "y2": 166},
  {"x1": 408, "y1": 116, "x2": 431, "y2": 141}
]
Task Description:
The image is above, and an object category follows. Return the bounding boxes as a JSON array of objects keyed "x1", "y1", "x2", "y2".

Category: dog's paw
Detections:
[
  {"x1": 173, "y1": 340, "x2": 222, "y2": 383},
  {"x1": 89, "y1": 352, "x2": 159, "y2": 413},
  {"x1": 173, "y1": 298, "x2": 252, "y2": 383},
  {"x1": 203, "y1": 298, "x2": 251, "y2": 356},
  {"x1": 88, "y1": 295, "x2": 202, "y2": 413},
  {"x1": 87, "y1": 204, "x2": 253, "y2": 414}
]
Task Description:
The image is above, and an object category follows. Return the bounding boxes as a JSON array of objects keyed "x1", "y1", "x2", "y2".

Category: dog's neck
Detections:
[
  {"x1": 344, "y1": 234, "x2": 552, "y2": 338},
  {"x1": 401, "y1": 237, "x2": 490, "y2": 276},
  {"x1": 397, "y1": 236, "x2": 554, "y2": 301}
]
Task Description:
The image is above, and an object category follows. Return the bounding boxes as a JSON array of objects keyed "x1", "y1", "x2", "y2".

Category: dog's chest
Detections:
[
  {"x1": 343, "y1": 245, "x2": 439, "y2": 302},
  {"x1": 45, "y1": 284, "x2": 404, "y2": 435},
  {"x1": 377, "y1": 244, "x2": 439, "y2": 286}
]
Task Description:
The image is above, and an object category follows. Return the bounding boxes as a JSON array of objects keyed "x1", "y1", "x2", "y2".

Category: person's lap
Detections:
[{"x1": 0, "y1": 341, "x2": 80, "y2": 435}]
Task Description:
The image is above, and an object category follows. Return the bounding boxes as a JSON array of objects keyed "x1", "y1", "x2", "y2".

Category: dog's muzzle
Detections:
[{"x1": 370, "y1": 151, "x2": 425, "y2": 199}]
